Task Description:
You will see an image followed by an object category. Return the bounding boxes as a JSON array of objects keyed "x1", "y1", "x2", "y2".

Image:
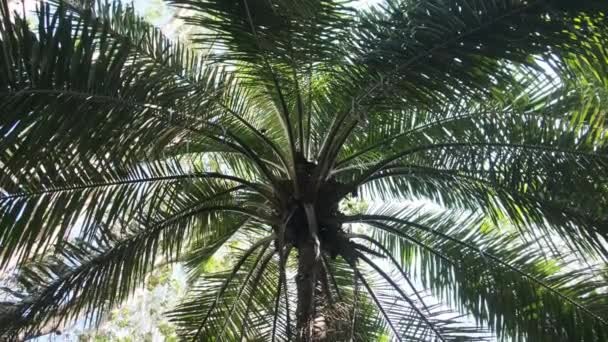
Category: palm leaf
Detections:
[{"x1": 344, "y1": 204, "x2": 608, "y2": 341}]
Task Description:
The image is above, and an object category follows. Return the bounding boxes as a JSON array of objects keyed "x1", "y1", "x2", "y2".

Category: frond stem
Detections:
[
  {"x1": 356, "y1": 252, "x2": 445, "y2": 341},
  {"x1": 0, "y1": 173, "x2": 259, "y2": 201},
  {"x1": 344, "y1": 258, "x2": 403, "y2": 342},
  {"x1": 349, "y1": 234, "x2": 430, "y2": 313}
]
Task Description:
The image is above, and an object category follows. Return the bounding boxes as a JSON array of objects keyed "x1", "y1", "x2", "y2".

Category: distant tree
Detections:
[
  {"x1": 1, "y1": 0, "x2": 608, "y2": 341},
  {"x1": 143, "y1": 0, "x2": 173, "y2": 24},
  {"x1": 74, "y1": 265, "x2": 183, "y2": 342}
]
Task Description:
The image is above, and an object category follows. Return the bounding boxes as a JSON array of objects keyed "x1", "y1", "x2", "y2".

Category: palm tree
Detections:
[{"x1": 1, "y1": 0, "x2": 608, "y2": 340}]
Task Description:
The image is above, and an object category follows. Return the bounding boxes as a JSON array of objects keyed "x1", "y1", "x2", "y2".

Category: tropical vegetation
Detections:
[{"x1": 1, "y1": 0, "x2": 608, "y2": 340}]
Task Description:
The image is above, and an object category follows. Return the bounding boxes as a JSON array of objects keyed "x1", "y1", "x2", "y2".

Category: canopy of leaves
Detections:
[{"x1": 1, "y1": 0, "x2": 608, "y2": 341}]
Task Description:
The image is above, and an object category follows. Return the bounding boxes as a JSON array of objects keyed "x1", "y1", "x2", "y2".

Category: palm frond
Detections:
[
  {"x1": 169, "y1": 234, "x2": 276, "y2": 340},
  {"x1": 0, "y1": 202, "x2": 253, "y2": 339},
  {"x1": 0, "y1": 0, "x2": 228, "y2": 171},
  {"x1": 168, "y1": 0, "x2": 353, "y2": 67},
  {"x1": 346, "y1": 253, "x2": 490, "y2": 341},
  {"x1": 345, "y1": 205, "x2": 608, "y2": 341},
  {"x1": 0, "y1": 155, "x2": 264, "y2": 268},
  {"x1": 340, "y1": 0, "x2": 608, "y2": 108},
  {"x1": 334, "y1": 77, "x2": 608, "y2": 258}
]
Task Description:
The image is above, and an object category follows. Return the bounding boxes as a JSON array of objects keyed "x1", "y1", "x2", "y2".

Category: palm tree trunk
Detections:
[{"x1": 295, "y1": 239, "x2": 317, "y2": 341}]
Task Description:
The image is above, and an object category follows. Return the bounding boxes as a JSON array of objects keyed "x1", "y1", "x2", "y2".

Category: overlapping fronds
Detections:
[
  {"x1": 346, "y1": 205, "x2": 608, "y2": 341},
  {"x1": 0, "y1": 200, "x2": 254, "y2": 339},
  {"x1": 169, "y1": 235, "x2": 277, "y2": 340},
  {"x1": 168, "y1": 0, "x2": 353, "y2": 66},
  {"x1": 0, "y1": 0, "x2": 227, "y2": 170},
  {"x1": 334, "y1": 70, "x2": 608, "y2": 259},
  {"x1": 339, "y1": 0, "x2": 608, "y2": 108},
  {"x1": 1, "y1": 0, "x2": 608, "y2": 340}
]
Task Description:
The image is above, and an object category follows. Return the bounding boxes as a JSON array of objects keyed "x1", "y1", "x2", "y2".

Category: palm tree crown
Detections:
[{"x1": 1, "y1": 0, "x2": 608, "y2": 340}]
